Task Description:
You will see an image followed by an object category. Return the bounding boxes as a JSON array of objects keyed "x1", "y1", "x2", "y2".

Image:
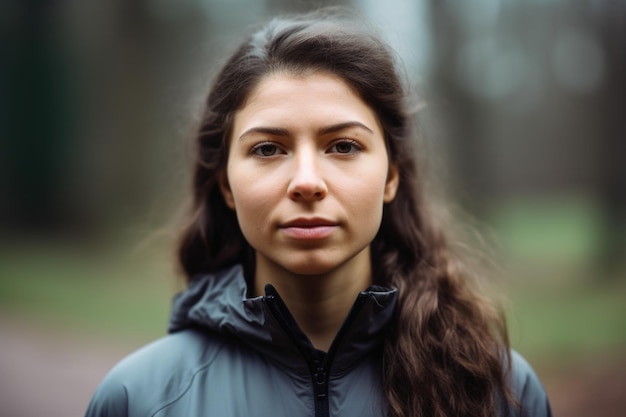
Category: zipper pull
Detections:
[{"x1": 314, "y1": 368, "x2": 327, "y2": 400}]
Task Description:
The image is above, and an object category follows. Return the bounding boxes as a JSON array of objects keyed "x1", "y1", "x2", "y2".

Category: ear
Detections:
[
  {"x1": 218, "y1": 170, "x2": 236, "y2": 209},
  {"x1": 383, "y1": 163, "x2": 399, "y2": 203}
]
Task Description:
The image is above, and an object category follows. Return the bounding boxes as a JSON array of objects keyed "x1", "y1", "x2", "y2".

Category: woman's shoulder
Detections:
[
  {"x1": 111, "y1": 329, "x2": 220, "y2": 376},
  {"x1": 507, "y1": 350, "x2": 553, "y2": 417},
  {"x1": 84, "y1": 329, "x2": 225, "y2": 417}
]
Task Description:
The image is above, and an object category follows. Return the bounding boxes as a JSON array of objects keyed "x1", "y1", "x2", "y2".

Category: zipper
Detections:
[
  {"x1": 313, "y1": 366, "x2": 328, "y2": 417},
  {"x1": 265, "y1": 285, "x2": 368, "y2": 417}
]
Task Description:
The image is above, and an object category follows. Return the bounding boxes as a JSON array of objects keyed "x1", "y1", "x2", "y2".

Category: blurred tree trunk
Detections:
[
  {"x1": 426, "y1": 0, "x2": 490, "y2": 215},
  {"x1": 1, "y1": 0, "x2": 77, "y2": 234},
  {"x1": 596, "y1": 3, "x2": 626, "y2": 280}
]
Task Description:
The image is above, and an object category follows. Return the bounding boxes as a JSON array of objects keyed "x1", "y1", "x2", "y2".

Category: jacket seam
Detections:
[
  {"x1": 148, "y1": 361, "x2": 215, "y2": 417},
  {"x1": 146, "y1": 330, "x2": 223, "y2": 417}
]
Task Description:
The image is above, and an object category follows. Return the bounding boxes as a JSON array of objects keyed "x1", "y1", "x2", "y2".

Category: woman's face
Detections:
[{"x1": 220, "y1": 72, "x2": 398, "y2": 277}]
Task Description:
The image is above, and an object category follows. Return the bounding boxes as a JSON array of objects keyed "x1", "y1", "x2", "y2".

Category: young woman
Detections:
[{"x1": 85, "y1": 11, "x2": 552, "y2": 417}]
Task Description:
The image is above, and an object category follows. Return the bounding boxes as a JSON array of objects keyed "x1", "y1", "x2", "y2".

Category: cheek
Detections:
[
  {"x1": 228, "y1": 173, "x2": 276, "y2": 231},
  {"x1": 339, "y1": 171, "x2": 389, "y2": 217}
]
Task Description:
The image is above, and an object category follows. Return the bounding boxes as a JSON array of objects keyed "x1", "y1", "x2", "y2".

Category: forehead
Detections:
[
  {"x1": 244, "y1": 71, "x2": 357, "y2": 102},
  {"x1": 232, "y1": 71, "x2": 382, "y2": 133}
]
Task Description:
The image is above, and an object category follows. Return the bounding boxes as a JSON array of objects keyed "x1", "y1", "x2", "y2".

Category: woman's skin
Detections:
[{"x1": 220, "y1": 72, "x2": 399, "y2": 351}]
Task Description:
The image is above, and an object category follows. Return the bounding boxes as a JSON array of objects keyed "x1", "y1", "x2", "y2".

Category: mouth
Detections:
[
  {"x1": 279, "y1": 217, "x2": 338, "y2": 239},
  {"x1": 281, "y1": 217, "x2": 337, "y2": 228}
]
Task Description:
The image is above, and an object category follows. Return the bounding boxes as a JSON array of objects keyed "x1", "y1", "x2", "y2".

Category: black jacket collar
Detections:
[{"x1": 168, "y1": 264, "x2": 398, "y2": 376}]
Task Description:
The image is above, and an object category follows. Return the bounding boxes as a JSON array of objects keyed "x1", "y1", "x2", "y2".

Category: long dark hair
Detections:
[{"x1": 177, "y1": 9, "x2": 514, "y2": 417}]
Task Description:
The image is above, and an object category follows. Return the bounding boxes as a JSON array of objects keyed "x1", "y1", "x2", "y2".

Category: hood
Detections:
[{"x1": 168, "y1": 264, "x2": 398, "y2": 375}]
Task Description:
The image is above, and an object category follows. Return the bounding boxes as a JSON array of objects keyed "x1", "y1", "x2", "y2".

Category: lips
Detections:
[
  {"x1": 279, "y1": 217, "x2": 338, "y2": 239},
  {"x1": 281, "y1": 217, "x2": 337, "y2": 228}
]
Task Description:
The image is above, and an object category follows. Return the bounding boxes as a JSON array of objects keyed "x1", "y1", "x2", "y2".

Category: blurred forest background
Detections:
[{"x1": 1, "y1": 0, "x2": 625, "y2": 416}]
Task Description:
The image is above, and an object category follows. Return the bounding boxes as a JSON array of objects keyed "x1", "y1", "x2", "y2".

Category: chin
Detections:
[
  {"x1": 281, "y1": 257, "x2": 342, "y2": 276},
  {"x1": 285, "y1": 265, "x2": 337, "y2": 276}
]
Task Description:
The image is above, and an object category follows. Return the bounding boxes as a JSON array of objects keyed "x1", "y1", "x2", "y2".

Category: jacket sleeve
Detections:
[
  {"x1": 508, "y1": 350, "x2": 553, "y2": 417},
  {"x1": 84, "y1": 372, "x2": 129, "y2": 417}
]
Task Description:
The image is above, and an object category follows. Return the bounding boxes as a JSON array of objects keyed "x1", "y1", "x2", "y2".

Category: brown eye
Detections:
[
  {"x1": 251, "y1": 143, "x2": 283, "y2": 157},
  {"x1": 329, "y1": 140, "x2": 362, "y2": 154}
]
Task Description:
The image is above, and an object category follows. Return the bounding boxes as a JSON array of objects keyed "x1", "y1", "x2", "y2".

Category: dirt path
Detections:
[
  {"x1": 1, "y1": 315, "x2": 625, "y2": 417},
  {"x1": 0, "y1": 316, "x2": 148, "y2": 417},
  {"x1": 539, "y1": 356, "x2": 626, "y2": 417}
]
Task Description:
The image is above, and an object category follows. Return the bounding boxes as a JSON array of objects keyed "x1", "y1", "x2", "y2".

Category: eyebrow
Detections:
[
  {"x1": 238, "y1": 121, "x2": 373, "y2": 140},
  {"x1": 318, "y1": 121, "x2": 374, "y2": 135},
  {"x1": 239, "y1": 126, "x2": 290, "y2": 139}
]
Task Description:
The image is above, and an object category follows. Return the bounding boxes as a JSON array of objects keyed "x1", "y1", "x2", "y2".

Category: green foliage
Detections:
[
  {"x1": 0, "y1": 238, "x2": 173, "y2": 341},
  {"x1": 507, "y1": 284, "x2": 626, "y2": 362},
  {"x1": 491, "y1": 196, "x2": 626, "y2": 362}
]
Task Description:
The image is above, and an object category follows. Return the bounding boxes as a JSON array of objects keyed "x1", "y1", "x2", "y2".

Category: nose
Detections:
[{"x1": 287, "y1": 149, "x2": 328, "y2": 201}]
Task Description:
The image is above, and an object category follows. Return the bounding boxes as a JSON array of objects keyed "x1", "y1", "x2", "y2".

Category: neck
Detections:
[{"x1": 254, "y1": 250, "x2": 372, "y2": 352}]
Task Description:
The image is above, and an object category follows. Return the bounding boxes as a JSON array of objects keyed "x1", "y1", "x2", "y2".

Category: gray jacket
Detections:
[{"x1": 85, "y1": 265, "x2": 552, "y2": 417}]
